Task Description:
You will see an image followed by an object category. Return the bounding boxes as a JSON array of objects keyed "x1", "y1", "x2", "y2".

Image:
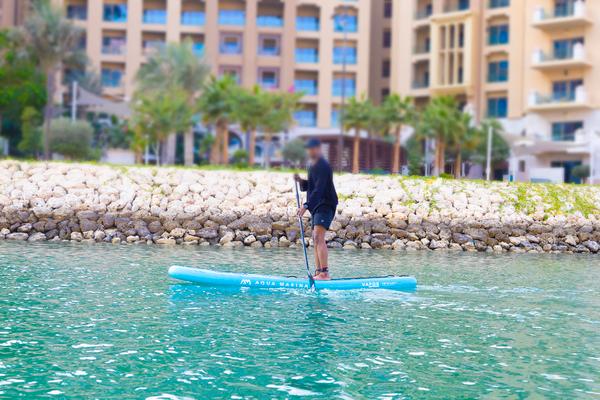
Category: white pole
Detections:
[
  {"x1": 485, "y1": 125, "x2": 493, "y2": 181},
  {"x1": 71, "y1": 80, "x2": 78, "y2": 122},
  {"x1": 591, "y1": 131, "x2": 597, "y2": 184}
]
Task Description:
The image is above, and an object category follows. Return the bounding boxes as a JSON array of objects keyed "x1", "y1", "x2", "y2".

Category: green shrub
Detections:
[
  {"x1": 439, "y1": 173, "x2": 454, "y2": 179},
  {"x1": 572, "y1": 165, "x2": 590, "y2": 182},
  {"x1": 232, "y1": 148, "x2": 249, "y2": 168},
  {"x1": 282, "y1": 139, "x2": 306, "y2": 167},
  {"x1": 17, "y1": 106, "x2": 43, "y2": 157},
  {"x1": 49, "y1": 118, "x2": 95, "y2": 160}
]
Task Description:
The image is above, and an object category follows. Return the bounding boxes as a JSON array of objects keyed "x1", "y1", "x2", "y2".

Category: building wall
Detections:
[
  {"x1": 53, "y1": 0, "x2": 371, "y2": 133},
  {"x1": 0, "y1": 0, "x2": 28, "y2": 28}
]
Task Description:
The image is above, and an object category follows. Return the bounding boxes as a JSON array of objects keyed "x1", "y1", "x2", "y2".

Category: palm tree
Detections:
[
  {"x1": 448, "y1": 111, "x2": 480, "y2": 178},
  {"x1": 136, "y1": 39, "x2": 210, "y2": 165},
  {"x1": 259, "y1": 91, "x2": 301, "y2": 168},
  {"x1": 197, "y1": 75, "x2": 238, "y2": 165},
  {"x1": 365, "y1": 102, "x2": 388, "y2": 171},
  {"x1": 418, "y1": 95, "x2": 459, "y2": 176},
  {"x1": 14, "y1": 0, "x2": 86, "y2": 160},
  {"x1": 342, "y1": 96, "x2": 371, "y2": 173},
  {"x1": 231, "y1": 85, "x2": 268, "y2": 166},
  {"x1": 382, "y1": 94, "x2": 415, "y2": 174},
  {"x1": 131, "y1": 89, "x2": 193, "y2": 166}
]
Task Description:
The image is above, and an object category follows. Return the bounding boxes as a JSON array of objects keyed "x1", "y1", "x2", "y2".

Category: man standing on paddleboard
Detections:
[{"x1": 294, "y1": 139, "x2": 338, "y2": 281}]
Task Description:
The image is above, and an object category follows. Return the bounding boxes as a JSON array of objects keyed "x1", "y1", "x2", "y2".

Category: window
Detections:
[
  {"x1": 220, "y1": 67, "x2": 241, "y2": 84},
  {"x1": 220, "y1": 34, "x2": 242, "y2": 54},
  {"x1": 489, "y1": 0, "x2": 509, "y2": 8},
  {"x1": 552, "y1": 121, "x2": 582, "y2": 141},
  {"x1": 333, "y1": 14, "x2": 357, "y2": 33},
  {"x1": 518, "y1": 160, "x2": 525, "y2": 173},
  {"x1": 259, "y1": 69, "x2": 279, "y2": 89},
  {"x1": 382, "y1": 60, "x2": 390, "y2": 78},
  {"x1": 257, "y1": 14, "x2": 283, "y2": 27},
  {"x1": 103, "y1": 4, "x2": 127, "y2": 22},
  {"x1": 296, "y1": 16, "x2": 319, "y2": 31},
  {"x1": 102, "y1": 36, "x2": 126, "y2": 55},
  {"x1": 384, "y1": 0, "x2": 392, "y2": 18},
  {"x1": 259, "y1": 36, "x2": 280, "y2": 56},
  {"x1": 294, "y1": 110, "x2": 316, "y2": 127},
  {"x1": 488, "y1": 60, "x2": 509, "y2": 82},
  {"x1": 553, "y1": 37, "x2": 583, "y2": 59},
  {"x1": 331, "y1": 109, "x2": 341, "y2": 127},
  {"x1": 383, "y1": 30, "x2": 391, "y2": 48},
  {"x1": 488, "y1": 24, "x2": 509, "y2": 45},
  {"x1": 294, "y1": 79, "x2": 317, "y2": 95},
  {"x1": 555, "y1": 0, "x2": 577, "y2": 17},
  {"x1": 487, "y1": 97, "x2": 508, "y2": 118},
  {"x1": 101, "y1": 68, "x2": 123, "y2": 87},
  {"x1": 333, "y1": 47, "x2": 357, "y2": 64},
  {"x1": 218, "y1": 10, "x2": 245, "y2": 26},
  {"x1": 552, "y1": 79, "x2": 583, "y2": 101}
]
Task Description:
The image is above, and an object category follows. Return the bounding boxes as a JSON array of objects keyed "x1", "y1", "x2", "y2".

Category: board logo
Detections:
[{"x1": 240, "y1": 279, "x2": 251, "y2": 286}]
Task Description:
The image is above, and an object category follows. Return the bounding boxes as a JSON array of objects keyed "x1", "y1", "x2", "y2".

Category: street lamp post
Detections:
[{"x1": 485, "y1": 124, "x2": 493, "y2": 181}]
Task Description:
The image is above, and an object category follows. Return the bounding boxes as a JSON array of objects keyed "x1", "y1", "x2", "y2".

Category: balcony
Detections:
[
  {"x1": 102, "y1": 37, "x2": 126, "y2": 55},
  {"x1": 294, "y1": 79, "x2": 318, "y2": 95},
  {"x1": 103, "y1": 4, "x2": 127, "y2": 23},
  {"x1": 532, "y1": 44, "x2": 591, "y2": 70},
  {"x1": 294, "y1": 110, "x2": 317, "y2": 127},
  {"x1": 332, "y1": 79, "x2": 356, "y2": 97},
  {"x1": 193, "y1": 43, "x2": 205, "y2": 57},
  {"x1": 143, "y1": 9, "x2": 166, "y2": 24},
  {"x1": 333, "y1": 15, "x2": 358, "y2": 33},
  {"x1": 101, "y1": 68, "x2": 123, "y2": 88},
  {"x1": 258, "y1": 45, "x2": 280, "y2": 56},
  {"x1": 296, "y1": 16, "x2": 319, "y2": 31},
  {"x1": 181, "y1": 11, "x2": 205, "y2": 26},
  {"x1": 532, "y1": 1, "x2": 591, "y2": 30},
  {"x1": 257, "y1": 15, "x2": 283, "y2": 28},
  {"x1": 444, "y1": 0, "x2": 470, "y2": 13},
  {"x1": 295, "y1": 48, "x2": 319, "y2": 63},
  {"x1": 528, "y1": 86, "x2": 591, "y2": 112},
  {"x1": 218, "y1": 10, "x2": 245, "y2": 26},
  {"x1": 66, "y1": 4, "x2": 87, "y2": 20},
  {"x1": 333, "y1": 47, "x2": 357, "y2": 65}
]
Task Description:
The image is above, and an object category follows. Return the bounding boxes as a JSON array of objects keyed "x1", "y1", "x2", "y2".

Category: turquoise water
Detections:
[{"x1": 0, "y1": 242, "x2": 599, "y2": 399}]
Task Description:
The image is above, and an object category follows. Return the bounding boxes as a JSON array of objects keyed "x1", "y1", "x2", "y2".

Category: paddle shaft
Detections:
[{"x1": 294, "y1": 180, "x2": 315, "y2": 288}]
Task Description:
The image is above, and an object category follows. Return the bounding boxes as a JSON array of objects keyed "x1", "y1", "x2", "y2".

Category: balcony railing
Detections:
[
  {"x1": 412, "y1": 79, "x2": 430, "y2": 89},
  {"x1": 294, "y1": 80, "x2": 318, "y2": 95},
  {"x1": 413, "y1": 43, "x2": 430, "y2": 54},
  {"x1": 333, "y1": 48, "x2": 357, "y2": 65},
  {"x1": 295, "y1": 49, "x2": 319, "y2": 63},
  {"x1": 220, "y1": 43, "x2": 242, "y2": 54},
  {"x1": 296, "y1": 16, "x2": 319, "y2": 31},
  {"x1": 218, "y1": 10, "x2": 245, "y2": 26},
  {"x1": 101, "y1": 70, "x2": 123, "y2": 88},
  {"x1": 258, "y1": 47, "x2": 280, "y2": 56},
  {"x1": 67, "y1": 5, "x2": 87, "y2": 20},
  {"x1": 333, "y1": 15, "x2": 358, "y2": 33},
  {"x1": 532, "y1": 43, "x2": 587, "y2": 66},
  {"x1": 529, "y1": 86, "x2": 587, "y2": 107},
  {"x1": 257, "y1": 15, "x2": 283, "y2": 27},
  {"x1": 143, "y1": 9, "x2": 166, "y2": 24},
  {"x1": 102, "y1": 39, "x2": 126, "y2": 55},
  {"x1": 181, "y1": 11, "x2": 205, "y2": 26},
  {"x1": 532, "y1": 1, "x2": 588, "y2": 25}
]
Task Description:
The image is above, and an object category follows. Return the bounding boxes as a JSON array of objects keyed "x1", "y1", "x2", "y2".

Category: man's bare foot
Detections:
[{"x1": 314, "y1": 272, "x2": 331, "y2": 280}]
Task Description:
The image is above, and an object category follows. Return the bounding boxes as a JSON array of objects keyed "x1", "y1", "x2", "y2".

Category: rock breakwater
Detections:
[{"x1": 1, "y1": 161, "x2": 600, "y2": 254}]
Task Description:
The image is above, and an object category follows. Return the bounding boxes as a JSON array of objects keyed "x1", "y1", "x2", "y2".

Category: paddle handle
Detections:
[{"x1": 294, "y1": 180, "x2": 314, "y2": 289}]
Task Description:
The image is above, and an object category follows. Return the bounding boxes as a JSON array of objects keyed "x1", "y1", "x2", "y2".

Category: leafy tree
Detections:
[
  {"x1": 572, "y1": 165, "x2": 590, "y2": 183},
  {"x1": 13, "y1": 0, "x2": 86, "y2": 160},
  {"x1": 342, "y1": 96, "x2": 371, "y2": 173},
  {"x1": 135, "y1": 39, "x2": 210, "y2": 165},
  {"x1": 260, "y1": 91, "x2": 301, "y2": 168},
  {"x1": 197, "y1": 75, "x2": 238, "y2": 165},
  {"x1": 48, "y1": 117, "x2": 94, "y2": 160},
  {"x1": 0, "y1": 30, "x2": 46, "y2": 154},
  {"x1": 282, "y1": 138, "x2": 306, "y2": 167},
  {"x1": 231, "y1": 85, "x2": 269, "y2": 166},
  {"x1": 365, "y1": 101, "x2": 389, "y2": 171},
  {"x1": 382, "y1": 94, "x2": 415, "y2": 174},
  {"x1": 17, "y1": 106, "x2": 43, "y2": 157}
]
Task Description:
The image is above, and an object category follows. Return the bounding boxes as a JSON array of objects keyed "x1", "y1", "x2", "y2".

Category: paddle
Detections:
[{"x1": 294, "y1": 180, "x2": 315, "y2": 289}]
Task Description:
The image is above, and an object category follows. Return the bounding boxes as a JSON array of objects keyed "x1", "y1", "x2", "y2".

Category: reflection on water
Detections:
[{"x1": 0, "y1": 242, "x2": 599, "y2": 399}]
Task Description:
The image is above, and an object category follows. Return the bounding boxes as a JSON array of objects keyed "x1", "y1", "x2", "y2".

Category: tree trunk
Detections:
[
  {"x1": 264, "y1": 134, "x2": 272, "y2": 169},
  {"x1": 454, "y1": 146, "x2": 462, "y2": 179},
  {"x1": 248, "y1": 129, "x2": 256, "y2": 166},
  {"x1": 352, "y1": 129, "x2": 360, "y2": 174},
  {"x1": 164, "y1": 133, "x2": 176, "y2": 164},
  {"x1": 155, "y1": 141, "x2": 161, "y2": 166},
  {"x1": 434, "y1": 138, "x2": 445, "y2": 176},
  {"x1": 184, "y1": 129, "x2": 194, "y2": 166},
  {"x1": 392, "y1": 126, "x2": 401, "y2": 174},
  {"x1": 210, "y1": 125, "x2": 220, "y2": 165},
  {"x1": 366, "y1": 131, "x2": 372, "y2": 171},
  {"x1": 43, "y1": 69, "x2": 56, "y2": 160},
  {"x1": 221, "y1": 122, "x2": 229, "y2": 165}
]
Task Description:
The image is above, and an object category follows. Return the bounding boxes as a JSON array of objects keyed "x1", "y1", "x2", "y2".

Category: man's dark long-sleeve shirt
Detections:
[{"x1": 299, "y1": 157, "x2": 338, "y2": 213}]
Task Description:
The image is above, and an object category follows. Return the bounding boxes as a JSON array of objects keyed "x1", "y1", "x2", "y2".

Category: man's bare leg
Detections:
[
  {"x1": 313, "y1": 225, "x2": 330, "y2": 280},
  {"x1": 312, "y1": 229, "x2": 322, "y2": 274}
]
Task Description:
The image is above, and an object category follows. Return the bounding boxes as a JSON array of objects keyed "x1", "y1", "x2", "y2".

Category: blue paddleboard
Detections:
[{"x1": 168, "y1": 266, "x2": 417, "y2": 291}]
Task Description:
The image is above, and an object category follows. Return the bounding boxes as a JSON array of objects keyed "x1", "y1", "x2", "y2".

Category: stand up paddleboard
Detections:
[{"x1": 168, "y1": 266, "x2": 417, "y2": 292}]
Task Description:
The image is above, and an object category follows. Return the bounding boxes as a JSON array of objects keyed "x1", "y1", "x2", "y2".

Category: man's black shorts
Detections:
[{"x1": 311, "y1": 207, "x2": 335, "y2": 230}]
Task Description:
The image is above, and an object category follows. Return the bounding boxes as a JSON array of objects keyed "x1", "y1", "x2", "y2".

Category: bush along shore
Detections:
[{"x1": 1, "y1": 161, "x2": 600, "y2": 254}]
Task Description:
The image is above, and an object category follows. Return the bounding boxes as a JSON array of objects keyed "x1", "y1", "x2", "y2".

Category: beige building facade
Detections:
[
  {"x1": 388, "y1": 0, "x2": 600, "y2": 183},
  {"x1": 0, "y1": 0, "x2": 28, "y2": 27}
]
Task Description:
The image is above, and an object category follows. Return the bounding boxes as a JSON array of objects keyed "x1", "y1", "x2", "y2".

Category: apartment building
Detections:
[
  {"x1": 388, "y1": 0, "x2": 600, "y2": 183},
  {"x1": 0, "y1": 0, "x2": 28, "y2": 27}
]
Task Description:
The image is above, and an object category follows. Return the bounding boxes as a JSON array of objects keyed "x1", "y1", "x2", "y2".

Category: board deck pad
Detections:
[{"x1": 168, "y1": 266, "x2": 417, "y2": 292}]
